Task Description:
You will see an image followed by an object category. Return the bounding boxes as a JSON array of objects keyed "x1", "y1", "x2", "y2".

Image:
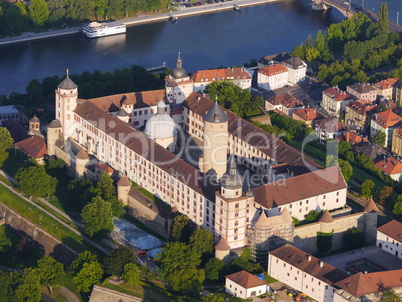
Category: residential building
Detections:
[
  {"x1": 392, "y1": 128, "x2": 402, "y2": 157},
  {"x1": 257, "y1": 64, "x2": 288, "y2": 91},
  {"x1": 370, "y1": 110, "x2": 402, "y2": 147},
  {"x1": 322, "y1": 87, "x2": 354, "y2": 117},
  {"x1": 395, "y1": 80, "x2": 402, "y2": 106},
  {"x1": 265, "y1": 93, "x2": 304, "y2": 116},
  {"x1": 292, "y1": 108, "x2": 324, "y2": 127},
  {"x1": 344, "y1": 99, "x2": 379, "y2": 130},
  {"x1": 225, "y1": 270, "x2": 266, "y2": 299},
  {"x1": 315, "y1": 117, "x2": 347, "y2": 141},
  {"x1": 191, "y1": 67, "x2": 252, "y2": 92},
  {"x1": 374, "y1": 156, "x2": 402, "y2": 181},
  {"x1": 0, "y1": 105, "x2": 21, "y2": 126},
  {"x1": 372, "y1": 78, "x2": 398, "y2": 100},
  {"x1": 268, "y1": 244, "x2": 348, "y2": 302},
  {"x1": 340, "y1": 131, "x2": 369, "y2": 146},
  {"x1": 376, "y1": 220, "x2": 402, "y2": 259},
  {"x1": 346, "y1": 83, "x2": 377, "y2": 103},
  {"x1": 352, "y1": 142, "x2": 387, "y2": 161}
]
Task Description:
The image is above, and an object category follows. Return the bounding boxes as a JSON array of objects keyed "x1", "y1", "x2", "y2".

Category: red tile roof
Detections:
[
  {"x1": 293, "y1": 108, "x2": 324, "y2": 122},
  {"x1": 225, "y1": 270, "x2": 266, "y2": 289},
  {"x1": 341, "y1": 131, "x2": 369, "y2": 145},
  {"x1": 373, "y1": 78, "x2": 398, "y2": 90},
  {"x1": 191, "y1": 67, "x2": 251, "y2": 82},
  {"x1": 252, "y1": 166, "x2": 346, "y2": 208},
  {"x1": 258, "y1": 64, "x2": 288, "y2": 76},
  {"x1": 346, "y1": 99, "x2": 377, "y2": 116},
  {"x1": 266, "y1": 94, "x2": 303, "y2": 109},
  {"x1": 336, "y1": 270, "x2": 402, "y2": 297},
  {"x1": 374, "y1": 156, "x2": 402, "y2": 175},
  {"x1": 324, "y1": 87, "x2": 353, "y2": 102},
  {"x1": 372, "y1": 110, "x2": 402, "y2": 128},
  {"x1": 377, "y1": 220, "x2": 402, "y2": 243},
  {"x1": 270, "y1": 245, "x2": 348, "y2": 284},
  {"x1": 316, "y1": 117, "x2": 347, "y2": 133},
  {"x1": 14, "y1": 136, "x2": 47, "y2": 159}
]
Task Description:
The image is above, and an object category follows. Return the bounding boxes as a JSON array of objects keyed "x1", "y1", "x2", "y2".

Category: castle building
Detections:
[{"x1": 165, "y1": 53, "x2": 194, "y2": 104}]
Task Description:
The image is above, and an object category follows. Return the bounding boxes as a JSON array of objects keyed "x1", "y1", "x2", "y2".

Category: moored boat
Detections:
[{"x1": 82, "y1": 21, "x2": 126, "y2": 38}]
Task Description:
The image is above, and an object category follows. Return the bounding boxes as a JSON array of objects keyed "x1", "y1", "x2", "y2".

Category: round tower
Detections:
[
  {"x1": 220, "y1": 155, "x2": 243, "y2": 198},
  {"x1": 117, "y1": 175, "x2": 131, "y2": 205},
  {"x1": 75, "y1": 147, "x2": 89, "y2": 179},
  {"x1": 319, "y1": 210, "x2": 334, "y2": 234},
  {"x1": 47, "y1": 120, "x2": 62, "y2": 156},
  {"x1": 55, "y1": 69, "x2": 78, "y2": 139},
  {"x1": 28, "y1": 115, "x2": 40, "y2": 135},
  {"x1": 364, "y1": 197, "x2": 379, "y2": 244},
  {"x1": 215, "y1": 237, "x2": 231, "y2": 262},
  {"x1": 199, "y1": 102, "x2": 229, "y2": 179}
]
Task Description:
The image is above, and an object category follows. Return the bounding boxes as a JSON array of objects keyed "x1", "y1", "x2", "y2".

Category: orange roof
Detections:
[
  {"x1": 373, "y1": 78, "x2": 398, "y2": 90},
  {"x1": 225, "y1": 270, "x2": 266, "y2": 289},
  {"x1": 293, "y1": 108, "x2": 324, "y2": 121},
  {"x1": 377, "y1": 220, "x2": 402, "y2": 243},
  {"x1": 258, "y1": 64, "x2": 288, "y2": 76},
  {"x1": 364, "y1": 197, "x2": 379, "y2": 212},
  {"x1": 266, "y1": 94, "x2": 303, "y2": 109},
  {"x1": 324, "y1": 87, "x2": 353, "y2": 102},
  {"x1": 372, "y1": 110, "x2": 402, "y2": 128},
  {"x1": 191, "y1": 67, "x2": 251, "y2": 82},
  {"x1": 374, "y1": 156, "x2": 402, "y2": 175},
  {"x1": 14, "y1": 136, "x2": 47, "y2": 159},
  {"x1": 316, "y1": 117, "x2": 347, "y2": 133},
  {"x1": 341, "y1": 131, "x2": 369, "y2": 145},
  {"x1": 336, "y1": 270, "x2": 402, "y2": 297}
]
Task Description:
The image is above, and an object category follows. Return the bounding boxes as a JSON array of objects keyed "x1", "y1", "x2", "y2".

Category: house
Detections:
[
  {"x1": 191, "y1": 67, "x2": 252, "y2": 92},
  {"x1": 268, "y1": 244, "x2": 348, "y2": 302},
  {"x1": 2, "y1": 119, "x2": 29, "y2": 143},
  {"x1": 344, "y1": 100, "x2": 379, "y2": 131},
  {"x1": 334, "y1": 270, "x2": 402, "y2": 302},
  {"x1": 292, "y1": 108, "x2": 325, "y2": 127},
  {"x1": 265, "y1": 94, "x2": 304, "y2": 116},
  {"x1": 257, "y1": 64, "x2": 288, "y2": 91},
  {"x1": 14, "y1": 136, "x2": 47, "y2": 164},
  {"x1": 322, "y1": 87, "x2": 354, "y2": 117},
  {"x1": 392, "y1": 128, "x2": 402, "y2": 157},
  {"x1": 372, "y1": 78, "x2": 398, "y2": 100},
  {"x1": 376, "y1": 220, "x2": 402, "y2": 260},
  {"x1": 395, "y1": 80, "x2": 402, "y2": 106},
  {"x1": 315, "y1": 117, "x2": 347, "y2": 141},
  {"x1": 258, "y1": 52, "x2": 307, "y2": 86},
  {"x1": 340, "y1": 131, "x2": 369, "y2": 146},
  {"x1": 374, "y1": 156, "x2": 402, "y2": 181},
  {"x1": 225, "y1": 270, "x2": 266, "y2": 299},
  {"x1": 352, "y1": 142, "x2": 387, "y2": 161},
  {"x1": 370, "y1": 110, "x2": 402, "y2": 147},
  {"x1": 0, "y1": 105, "x2": 21, "y2": 126},
  {"x1": 346, "y1": 83, "x2": 377, "y2": 103}
]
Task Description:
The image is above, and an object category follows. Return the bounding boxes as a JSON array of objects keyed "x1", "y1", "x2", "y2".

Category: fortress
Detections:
[{"x1": 46, "y1": 57, "x2": 378, "y2": 259}]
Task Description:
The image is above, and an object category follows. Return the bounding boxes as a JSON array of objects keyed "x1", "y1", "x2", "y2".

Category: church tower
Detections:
[
  {"x1": 55, "y1": 69, "x2": 78, "y2": 139},
  {"x1": 199, "y1": 102, "x2": 229, "y2": 179},
  {"x1": 165, "y1": 52, "x2": 193, "y2": 104},
  {"x1": 214, "y1": 156, "x2": 248, "y2": 249}
]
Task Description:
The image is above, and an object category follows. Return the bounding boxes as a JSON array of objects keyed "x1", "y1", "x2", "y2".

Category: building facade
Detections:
[
  {"x1": 257, "y1": 64, "x2": 288, "y2": 91},
  {"x1": 265, "y1": 94, "x2": 304, "y2": 116},
  {"x1": 346, "y1": 83, "x2": 377, "y2": 103},
  {"x1": 322, "y1": 87, "x2": 354, "y2": 117},
  {"x1": 370, "y1": 110, "x2": 402, "y2": 147},
  {"x1": 376, "y1": 220, "x2": 402, "y2": 259}
]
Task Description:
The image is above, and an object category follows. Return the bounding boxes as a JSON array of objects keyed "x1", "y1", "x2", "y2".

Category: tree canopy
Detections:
[
  {"x1": 73, "y1": 261, "x2": 104, "y2": 292},
  {"x1": 189, "y1": 228, "x2": 214, "y2": 258},
  {"x1": 81, "y1": 196, "x2": 114, "y2": 238},
  {"x1": 105, "y1": 246, "x2": 137, "y2": 277},
  {"x1": 15, "y1": 165, "x2": 57, "y2": 197},
  {"x1": 0, "y1": 127, "x2": 13, "y2": 167}
]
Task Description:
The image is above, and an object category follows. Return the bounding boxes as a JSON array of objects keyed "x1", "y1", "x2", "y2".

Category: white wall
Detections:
[{"x1": 377, "y1": 231, "x2": 402, "y2": 259}]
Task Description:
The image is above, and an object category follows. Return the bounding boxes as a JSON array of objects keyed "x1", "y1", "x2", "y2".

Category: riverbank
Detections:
[{"x1": 0, "y1": 0, "x2": 278, "y2": 47}]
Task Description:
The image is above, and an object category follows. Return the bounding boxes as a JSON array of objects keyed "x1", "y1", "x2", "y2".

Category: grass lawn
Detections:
[
  {"x1": 351, "y1": 166, "x2": 385, "y2": 188},
  {"x1": 103, "y1": 279, "x2": 172, "y2": 302}
]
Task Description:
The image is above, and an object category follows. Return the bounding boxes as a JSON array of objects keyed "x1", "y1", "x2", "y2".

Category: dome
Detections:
[
  {"x1": 144, "y1": 102, "x2": 177, "y2": 140},
  {"x1": 221, "y1": 156, "x2": 243, "y2": 190},
  {"x1": 171, "y1": 52, "x2": 186, "y2": 79}
]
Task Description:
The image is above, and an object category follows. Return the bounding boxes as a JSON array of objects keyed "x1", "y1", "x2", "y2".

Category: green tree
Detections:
[
  {"x1": 73, "y1": 261, "x2": 103, "y2": 292},
  {"x1": 360, "y1": 179, "x2": 375, "y2": 198},
  {"x1": 29, "y1": 0, "x2": 50, "y2": 26},
  {"x1": 189, "y1": 228, "x2": 214, "y2": 257},
  {"x1": 229, "y1": 249, "x2": 261, "y2": 274},
  {"x1": 157, "y1": 242, "x2": 205, "y2": 295},
  {"x1": 15, "y1": 165, "x2": 57, "y2": 197},
  {"x1": 170, "y1": 215, "x2": 190, "y2": 242},
  {"x1": 378, "y1": 2, "x2": 389, "y2": 33},
  {"x1": 71, "y1": 250, "x2": 98, "y2": 273},
  {"x1": 205, "y1": 258, "x2": 225, "y2": 281},
  {"x1": 122, "y1": 262, "x2": 140, "y2": 286},
  {"x1": 393, "y1": 195, "x2": 402, "y2": 215},
  {"x1": 97, "y1": 172, "x2": 116, "y2": 201},
  {"x1": 339, "y1": 159, "x2": 353, "y2": 183},
  {"x1": 81, "y1": 196, "x2": 114, "y2": 238},
  {"x1": 105, "y1": 246, "x2": 136, "y2": 277},
  {"x1": 0, "y1": 127, "x2": 13, "y2": 167},
  {"x1": 381, "y1": 289, "x2": 402, "y2": 302},
  {"x1": 305, "y1": 210, "x2": 321, "y2": 222},
  {"x1": 343, "y1": 227, "x2": 365, "y2": 250},
  {"x1": 372, "y1": 130, "x2": 386, "y2": 146},
  {"x1": 16, "y1": 268, "x2": 42, "y2": 302},
  {"x1": 0, "y1": 270, "x2": 21, "y2": 302},
  {"x1": 290, "y1": 44, "x2": 305, "y2": 59},
  {"x1": 326, "y1": 155, "x2": 338, "y2": 168},
  {"x1": 0, "y1": 225, "x2": 12, "y2": 252},
  {"x1": 36, "y1": 256, "x2": 64, "y2": 294},
  {"x1": 338, "y1": 141, "x2": 351, "y2": 157},
  {"x1": 379, "y1": 186, "x2": 393, "y2": 207}
]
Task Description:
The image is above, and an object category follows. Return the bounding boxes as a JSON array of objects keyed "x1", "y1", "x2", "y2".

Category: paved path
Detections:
[
  {"x1": 59, "y1": 286, "x2": 80, "y2": 302},
  {"x1": 0, "y1": 0, "x2": 278, "y2": 47}
]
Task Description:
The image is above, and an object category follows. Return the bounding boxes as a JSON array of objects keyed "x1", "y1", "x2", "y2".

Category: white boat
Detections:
[{"x1": 82, "y1": 21, "x2": 126, "y2": 38}]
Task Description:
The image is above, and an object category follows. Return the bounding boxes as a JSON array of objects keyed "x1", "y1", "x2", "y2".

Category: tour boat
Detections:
[{"x1": 82, "y1": 21, "x2": 126, "y2": 38}]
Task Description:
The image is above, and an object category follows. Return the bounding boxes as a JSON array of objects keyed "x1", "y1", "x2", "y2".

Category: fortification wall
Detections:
[{"x1": 0, "y1": 202, "x2": 77, "y2": 265}]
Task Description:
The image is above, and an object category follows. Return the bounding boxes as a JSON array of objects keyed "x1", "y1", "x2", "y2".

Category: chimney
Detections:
[
  {"x1": 307, "y1": 255, "x2": 312, "y2": 261},
  {"x1": 319, "y1": 261, "x2": 323, "y2": 267}
]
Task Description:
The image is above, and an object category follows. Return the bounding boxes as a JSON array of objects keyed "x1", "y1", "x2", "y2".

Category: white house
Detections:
[
  {"x1": 322, "y1": 87, "x2": 354, "y2": 117},
  {"x1": 370, "y1": 110, "x2": 402, "y2": 147},
  {"x1": 265, "y1": 93, "x2": 304, "y2": 116},
  {"x1": 257, "y1": 64, "x2": 288, "y2": 91},
  {"x1": 376, "y1": 220, "x2": 402, "y2": 259},
  {"x1": 225, "y1": 270, "x2": 266, "y2": 299},
  {"x1": 281, "y1": 57, "x2": 307, "y2": 86},
  {"x1": 268, "y1": 245, "x2": 348, "y2": 302}
]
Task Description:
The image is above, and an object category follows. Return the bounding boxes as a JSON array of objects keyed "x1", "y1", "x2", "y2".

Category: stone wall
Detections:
[
  {"x1": 294, "y1": 212, "x2": 372, "y2": 254},
  {"x1": 0, "y1": 202, "x2": 77, "y2": 265}
]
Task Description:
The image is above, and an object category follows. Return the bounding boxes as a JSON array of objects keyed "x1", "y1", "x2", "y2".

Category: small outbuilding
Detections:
[{"x1": 225, "y1": 270, "x2": 266, "y2": 299}]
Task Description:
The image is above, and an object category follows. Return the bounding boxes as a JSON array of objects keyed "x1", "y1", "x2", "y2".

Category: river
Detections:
[{"x1": 0, "y1": 0, "x2": 399, "y2": 96}]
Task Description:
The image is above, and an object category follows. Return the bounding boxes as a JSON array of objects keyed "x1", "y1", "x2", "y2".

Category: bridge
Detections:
[{"x1": 311, "y1": 0, "x2": 402, "y2": 34}]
